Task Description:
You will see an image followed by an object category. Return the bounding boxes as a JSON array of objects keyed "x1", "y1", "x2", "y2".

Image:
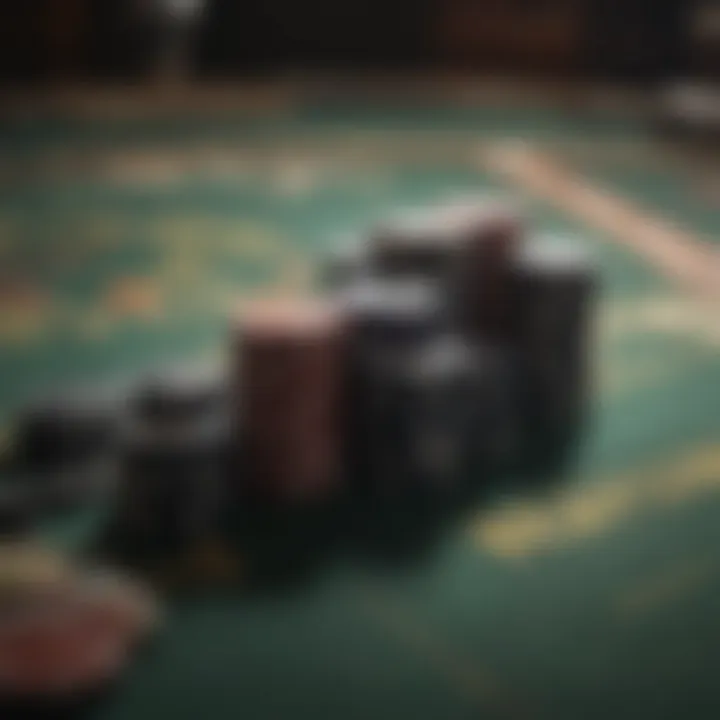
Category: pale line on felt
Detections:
[
  {"x1": 354, "y1": 577, "x2": 530, "y2": 719},
  {"x1": 615, "y1": 556, "x2": 717, "y2": 619},
  {"x1": 476, "y1": 141, "x2": 720, "y2": 304}
]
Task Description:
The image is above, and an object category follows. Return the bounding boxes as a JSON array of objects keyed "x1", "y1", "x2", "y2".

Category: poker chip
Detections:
[
  {"x1": 130, "y1": 371, "x2": 224, "y2": 427},
  {"x1": 15, "y1": 398, "x2": 116, "y2": 469},
  {"x1": 0, "y1": 553, "x2": 160, "y2": 701},
  {"x1": 510, "y1": 236, "x2": 596, "y2": 464},
  {"x1": 445, "y1": 197, "x2": 524, "y2": 340},
  {"x1": 370, "y1": 208, "x2": 459, "y2": 280},
  {"x1": 408, "y1": 336, "x2": 515, "y2": 482},
  {"x1": 115, "y1": 373, "x2": 228, "y2": 551},
  {"x1": 0, "y1": 604, "x2": 126, "y2": 698},
  {"x1": 339, "y1": 277, "x2": 445, "y2": 352},
  {"x1": 235, "y1": 296, "x2": 348, "y2": 501},
  {"x1": 72, "y1": 570, "x2": 161, "y2": 647},
  {"x1": 341, "y1": 278, "x2": 448, "y2": 488}
]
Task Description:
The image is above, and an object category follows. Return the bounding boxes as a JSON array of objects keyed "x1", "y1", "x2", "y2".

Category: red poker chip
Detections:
[
  {"x1": 76, "y1": 576, "x2": 158, "y2": 647},
  {"x1": 238, "y1": 297, "x2": 347, "y2": 501},
  {"x1": 0, "y1": 574, "x2": 157, "y2": 701},
  {"x1": 0, "y1": 604, "x2": 126, "y2": 699}
]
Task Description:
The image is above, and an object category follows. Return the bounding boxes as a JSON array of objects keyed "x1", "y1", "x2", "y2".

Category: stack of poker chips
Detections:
[
  {"x1": 102, "y1": 195, "x2": 593, "y2": 511},
  {"x1": 442, "y1": 198, "x2": 524, "y2": 341},
  {"x1": 115, "y1": 372, "x2": 228, "y2": 551},
  {"x1": 314, "y1": 196, "x2": 595, "y2": 487},
  {"x1": 338, "y1": 278, "x2": 445, "y2": 489},
  {"x1": 12, "y1": 395, "x2": 119, "y2": 508},
  {"x1": 509, "y1": 237, "x2": 595, "y2": 466},
  {"x1": 235, "y1": 297, "x2": 348, "y2": 501},
  {"x1": 405, "y1": 335, "x2": 516, "y2": 485}
]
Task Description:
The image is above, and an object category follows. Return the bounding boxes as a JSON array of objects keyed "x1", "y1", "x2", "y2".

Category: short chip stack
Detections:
[
  {"x1": 235, "y1": 297, "x2": 347, "y2": 501},
  {"x1": 116, "y1": 373, "x2": 227, "y2": 551}
]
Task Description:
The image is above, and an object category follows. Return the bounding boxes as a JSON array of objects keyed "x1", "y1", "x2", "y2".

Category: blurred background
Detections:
[{"x1": 0, "y1": 0, "x2": 717, "y2": 84}]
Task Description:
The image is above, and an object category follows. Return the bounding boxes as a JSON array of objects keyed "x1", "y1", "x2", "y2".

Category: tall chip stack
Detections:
[
  {"x1": 445, "y1": 198, "x2": 524, "y2": 341},
  {"x1": 510, "y1": 237, "x2": 596, "y2": 467},
  {"x1": 339, "y1": 279, "x2": 445, "y2": 489},
  {"x1": 235, "y1": 297, "x2": 347, "y2": 501}
]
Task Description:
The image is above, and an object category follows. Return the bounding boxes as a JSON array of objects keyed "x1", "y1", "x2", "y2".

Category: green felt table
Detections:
[{"x1": 1, "y1": 90, "x2": 719, "y2": 720}]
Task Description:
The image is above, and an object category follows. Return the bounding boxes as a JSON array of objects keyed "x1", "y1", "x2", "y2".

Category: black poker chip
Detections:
[
  {"x1": 112, "y1": 373, "x2": 229, "y2": 551},
  {"x1": 510, "y1": 236, "x2": 596, "y2": 466},
  {"x1": 340, "y1": 277, "x2": 447, "y2": 353},
  {"x1": 369, "y1": 208, "x2": 459, "y2": 281},
  {"x1": 15, "y1": 399, "x2": 116, "y2": 470},
  {"x1": 405, "y1": 336, "x2": 517, "y2": 485}
]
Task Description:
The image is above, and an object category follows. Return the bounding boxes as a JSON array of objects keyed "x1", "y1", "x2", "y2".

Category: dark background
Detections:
[{"x1": 0, "y1": 0, "x2": 714, "y2": 85}]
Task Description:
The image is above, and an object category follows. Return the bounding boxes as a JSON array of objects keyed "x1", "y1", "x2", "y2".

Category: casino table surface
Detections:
[{"x1": 1, "y1": 85, "x2": 720, "y2": 720}]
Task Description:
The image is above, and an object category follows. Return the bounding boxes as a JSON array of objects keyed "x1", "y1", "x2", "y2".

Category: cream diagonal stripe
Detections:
[{"x1": 477, "y1": 142, "x2": 719, "y2": 299}]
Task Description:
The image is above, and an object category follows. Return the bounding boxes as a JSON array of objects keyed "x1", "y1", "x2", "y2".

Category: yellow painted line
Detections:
[
  {"x1": 355, "y1": 578, "x2": 529, "y2": 719},
  {"x1": 615, "y1": 556, "x2": 717, "y2": 620},
  {"x1": 598, "y1": 352, "x2": 703, "y2": 405},
  {"x1": 473, "y1": 442, "x2": 720, "y2": 561},
  {"x1": 477, "y1": 142, "x2": 720, "y2": 301}
]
